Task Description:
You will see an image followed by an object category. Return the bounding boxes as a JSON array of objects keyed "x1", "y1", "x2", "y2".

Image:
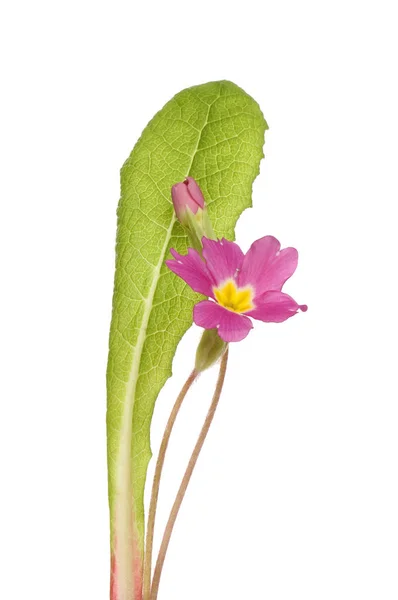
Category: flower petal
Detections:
[
  {"x1": 166, "y1": 248, "x2": 214, "y2": 297},
  {"x1": 194, "y1": 300, "x2": 253, "y2": 342},
  {"x1": 247, "y1": 290, "x2": 307, "y2": 323},
  {"x1": 259, "y1": 247, "x2": 298, "y2": 292},
  {"x1": 238, "y1": 235, "x2": 280, "y2": 287},
  {"x1": 185, "y1": 177, "x2": 205, "y2": 208},
  {"x1": 239, "y1": 236, "x2": 298, "y2": 295},
  {"x1": 202, "y1": 237, "x2": 244, "y2": 286}
]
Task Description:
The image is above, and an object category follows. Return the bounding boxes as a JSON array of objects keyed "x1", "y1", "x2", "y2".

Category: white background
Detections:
[{"x1": 1, "y1": 1, "x2": 397, "y2": 598}]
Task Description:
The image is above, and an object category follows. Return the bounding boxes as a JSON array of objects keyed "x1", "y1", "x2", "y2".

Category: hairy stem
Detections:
[
  {"x1": 150, "y1": 347, "x2": 229, "y2": 600},
  {"x1": 143, "y1": 369, "x2": 198, "y2": 600}
]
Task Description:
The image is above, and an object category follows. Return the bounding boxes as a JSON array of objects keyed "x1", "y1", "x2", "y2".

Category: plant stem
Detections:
[
  {"x1": 143, "y1": 369, "x2": 198, "y2": 600},
  {"x1": 150, "y1": 347, "x2": 229, "y2": 600}
]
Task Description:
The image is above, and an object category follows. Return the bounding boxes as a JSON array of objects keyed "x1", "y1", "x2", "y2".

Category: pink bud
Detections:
[{"x1": 171, "y1": 177, "x2": 205, "y2": 221}]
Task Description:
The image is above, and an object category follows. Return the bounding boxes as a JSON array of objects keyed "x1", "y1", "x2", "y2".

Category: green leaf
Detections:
[{"x1": 106, "y1": 80, "x2": 267, "y2": 599}]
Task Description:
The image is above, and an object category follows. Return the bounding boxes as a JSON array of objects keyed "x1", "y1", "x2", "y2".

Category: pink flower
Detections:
[
  {"x1": 171, "y1": 177, "x2": 205, "y2": 221},
  {"x1": 166, "y1": 236, "x2": 307, "y2": 343}
]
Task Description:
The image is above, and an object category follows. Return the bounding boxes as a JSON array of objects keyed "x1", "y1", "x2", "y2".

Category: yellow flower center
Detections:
[{"x1": 213, "y1": 279, "x2": 254, "y2": 313}]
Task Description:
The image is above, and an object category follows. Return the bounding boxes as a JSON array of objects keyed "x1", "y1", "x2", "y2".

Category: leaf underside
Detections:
[{"x1": 106, "y1": 80, "x2": 268, "y2": 559}]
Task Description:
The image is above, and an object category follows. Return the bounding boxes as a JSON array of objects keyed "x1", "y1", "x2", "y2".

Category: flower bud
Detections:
[
  {"x1": 172, "y1": 177, "x2": 205, "y2": 221},
  {"x1": 171, "y1": 177, "x2": 215, "y2": 252},
  {"x1": 195, "y1": 328, "x2": 227, "y2": 373}
]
